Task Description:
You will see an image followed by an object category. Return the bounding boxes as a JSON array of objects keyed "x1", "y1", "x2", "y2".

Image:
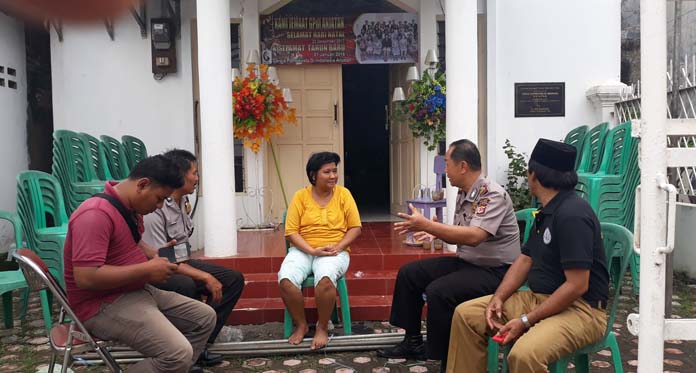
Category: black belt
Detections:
[{"x1": 585, "y1": 299, "x2": 607, "y2": 310}]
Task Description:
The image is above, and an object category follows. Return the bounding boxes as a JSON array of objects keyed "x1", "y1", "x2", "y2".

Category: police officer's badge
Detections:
[
  {"x1": 543, "y1": 227, "x2": 552, "y2": 244},
  {"x1": 478, "y1": 185, "x2": 488, "y2": 196},
  {"x1": 475, "y1": 198, "x2": 489, "y2": 215}
]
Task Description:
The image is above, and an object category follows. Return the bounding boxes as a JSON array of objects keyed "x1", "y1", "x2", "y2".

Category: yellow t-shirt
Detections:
[{"x1": 284, "y1": 185, "x2": 362, "y2": 252}]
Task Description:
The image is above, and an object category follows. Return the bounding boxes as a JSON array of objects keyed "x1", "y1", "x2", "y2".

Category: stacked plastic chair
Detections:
[
  {"x1": 81, "y1": 133, "x2": 113, "y2": 181},
  {"x1": 575, "y1": 122, "x2": 609, "y2": 174},
  {"x1": 16, "y1": 170, "x2": 70, "y2": 333},
  {"x1": 52, "y1": 130, "x2": 105, "y2": 214},
  {"x1": 563, "y1": 125, "x2": 589, "y2": 169},
  {"x1": 575, "y1": 122, "x2": 636, "y2": 214},
  {"x1": 100, "y1": 135, "x2": 131, "y2": 180},
  {"x1": 574, "y1": 122, "x2": 640, "y2": 295},
  {"x1": 121, "y1": 135, "x2": 148, "y2": 169}
]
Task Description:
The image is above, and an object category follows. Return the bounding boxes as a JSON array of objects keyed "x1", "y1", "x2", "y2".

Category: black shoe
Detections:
[
  {"x1": 376, "y1": 335, "x2": 426, "y2": 360},
  {"x1": 189, "y1": 364, "x2": 204, "y2": 373},
  {"x1": 197, "y1": 348, "x2": 223, "y2": 366}
]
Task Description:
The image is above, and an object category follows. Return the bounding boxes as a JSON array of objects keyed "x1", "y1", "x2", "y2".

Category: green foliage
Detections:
[
  {"x1": 503, "y1": 139, "x2": 532, "y2": 210},
  {"x1": 393, "y1": 69, "x2": 446, "y2": 151}
]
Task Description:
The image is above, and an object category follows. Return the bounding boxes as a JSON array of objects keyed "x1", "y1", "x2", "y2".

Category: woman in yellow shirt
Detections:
[{"x1": 279, "y1": 152, "x2": 362, "y2": 350}]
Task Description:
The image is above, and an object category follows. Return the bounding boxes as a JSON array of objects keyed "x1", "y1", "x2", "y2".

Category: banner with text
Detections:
[{"x1": 260, "y1": 13, "x2": 418, "y2": 65}]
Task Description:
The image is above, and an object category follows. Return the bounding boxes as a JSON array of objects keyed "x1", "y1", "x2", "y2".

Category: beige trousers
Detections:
[
  {"x1": 85, "y1": 284, "x2": 216, "y2": 372},
  {"x1": 446, "y1": 291, "x2": 606, "y2": 373}
]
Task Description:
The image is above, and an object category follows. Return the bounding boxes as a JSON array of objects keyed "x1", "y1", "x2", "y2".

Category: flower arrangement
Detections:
[
  {"x1": 233, "y1": 64, "x2": 297, "y2": 153},
  {"x1": 396, "y1": 70, "x2": 446, "y2": 151}
]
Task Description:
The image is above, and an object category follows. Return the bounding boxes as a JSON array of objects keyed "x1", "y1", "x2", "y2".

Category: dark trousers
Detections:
[
  {"x1": 156, "y1": 259, "x2": 245, "y2": 344},
  {"x1": 389, "y1": 256, "x2": 508, "y2": 362}
]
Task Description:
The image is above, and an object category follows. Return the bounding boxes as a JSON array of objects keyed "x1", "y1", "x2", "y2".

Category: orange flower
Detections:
[{"x1": 233, "y1": 64, "x2": 297, "y2": 153}]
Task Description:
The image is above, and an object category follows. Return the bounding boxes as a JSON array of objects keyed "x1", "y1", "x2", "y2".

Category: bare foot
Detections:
[
  {"x1": 311, "y1": 323, "x2": 330, "y2": 350},
  {"x1": 288, "y1": 323, "x2": 309, "y2": 345}
]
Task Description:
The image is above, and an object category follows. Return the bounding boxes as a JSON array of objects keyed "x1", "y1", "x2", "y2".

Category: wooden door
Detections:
[
  {"x1": 265, "y1": 65, "x2": 343, "y2": 221},
  {"x1": 389, "y1": 64, "x2": 420, "y2": 215}
]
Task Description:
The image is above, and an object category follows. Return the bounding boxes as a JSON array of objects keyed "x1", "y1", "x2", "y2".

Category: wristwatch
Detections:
[{"x1": 520, "y1": 313, "x2": 532, "y2": 329}]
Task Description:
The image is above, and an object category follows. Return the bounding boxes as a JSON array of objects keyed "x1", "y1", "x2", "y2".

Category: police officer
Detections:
[
  {"x1": 142, "y1": 149, "x2": 245, "y2": 367},
  {"x1": 377, "y1": 139, "x2": 520, "y2": 369},
  {"x1": 446, "y1": 139, "x2": 610, "y2": 373}
]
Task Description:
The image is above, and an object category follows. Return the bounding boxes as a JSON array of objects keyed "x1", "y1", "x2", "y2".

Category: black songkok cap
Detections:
[{"x1": 530, "y1": 138, "x2": 577, "y2": 172}]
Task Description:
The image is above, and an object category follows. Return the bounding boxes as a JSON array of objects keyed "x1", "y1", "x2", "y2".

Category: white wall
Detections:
[
  {"x1": 50, "y1": 1, "x2": 197, "y2": 157},
  {"x1": 487, "y1": 0, "x2": 621, "y2": 183},
  {"x1": 0, "y1": 14, "x2": 28, "y2": 250},
  {"x1": 49, "y1": 1, "x2": 270, "y2": 250}
]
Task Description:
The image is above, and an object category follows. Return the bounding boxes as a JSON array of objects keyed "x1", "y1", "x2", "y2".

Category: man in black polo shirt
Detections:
[{"x1": 445, "y1": 138, "x2": 609, "y2": 373}]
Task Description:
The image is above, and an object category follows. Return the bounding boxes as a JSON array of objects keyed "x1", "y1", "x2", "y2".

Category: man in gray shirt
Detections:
[
  {"x1": 378, "y1": 139, "x2": 520, "y2": 370},
  {"x1": 142, "y1": 149, "x2": 245, "y2": 367}
]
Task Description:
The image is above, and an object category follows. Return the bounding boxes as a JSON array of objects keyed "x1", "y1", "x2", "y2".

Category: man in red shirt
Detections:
[{"x1": 64, "y1": 155, "x2": 216, "y2": 372}]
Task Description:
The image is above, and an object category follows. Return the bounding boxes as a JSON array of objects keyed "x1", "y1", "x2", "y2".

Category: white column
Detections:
[
  {"x1": 240, "y1": 0, "x2": 265, "y2": 226},
  {"x1": 197, "y1": 0, "x2": 237, "y2": 256},
  {"x1": 419, "y1": 0, "x2": 439, "y2": 187},
  {"x1": 637, "y1": 0, "x2": 668, "y2": 371},
  {"x1": 241, "y1": 0, "x2": 260, "y2": 71},
  {"x1": 445, "y1": 0, "x2": 478, "y2": 226}
]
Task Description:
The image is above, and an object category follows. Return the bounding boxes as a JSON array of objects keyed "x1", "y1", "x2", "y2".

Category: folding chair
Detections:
[{"x1": 13, "y1": 249, "x2": 122, "y2": 373}]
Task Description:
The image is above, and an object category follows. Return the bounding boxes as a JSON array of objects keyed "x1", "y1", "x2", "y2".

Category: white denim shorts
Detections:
[{"x1": 277, "y1": 247, "x2": 350, "y2": 289}]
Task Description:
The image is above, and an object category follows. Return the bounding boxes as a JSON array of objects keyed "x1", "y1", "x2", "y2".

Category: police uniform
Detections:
[
  {"x1": 142, "y1": 196, "x2": 245, "y2": 345},
  {"x1": 447, "y1": 139, "x2": 610, "y2": 373},
  {"x1": 382, "y1": 176, "x2": 520, "y2": 363}
]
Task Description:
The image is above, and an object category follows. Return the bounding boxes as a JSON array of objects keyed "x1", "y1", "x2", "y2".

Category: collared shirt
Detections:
[
  {"x1": 142, "y1": 196, "x2": 194, "y2": 249},
  {"x1": 522, "y1": 189, "x2": 609, "y2": 303},
  {"x1": 452, "y1": 176, "x2": 520, "y2": 267},
  {"x1": 63, "y1": 181, "x2": 148, "y2": 321}
]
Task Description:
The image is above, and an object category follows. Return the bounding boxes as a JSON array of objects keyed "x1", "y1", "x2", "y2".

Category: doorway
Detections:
[
  {"x1": 25, "y1": 25, "x2": 53, "y2": 173},
  {"x1": 342, "y1": 64, "x2": 391, "y2": 220}
]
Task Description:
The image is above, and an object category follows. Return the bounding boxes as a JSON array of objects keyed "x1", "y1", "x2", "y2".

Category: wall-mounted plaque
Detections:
[{"x1": 514, "y1": 82, "x2": 565, "y2": 117}]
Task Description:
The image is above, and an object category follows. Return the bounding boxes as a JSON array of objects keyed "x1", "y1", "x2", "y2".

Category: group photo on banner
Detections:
[
  {"x1": 354, "y1": 13, "x2": 418, "y2": 64},
  {"x1": 260, "y1": 13, "x2": 418, "y2": 65}
]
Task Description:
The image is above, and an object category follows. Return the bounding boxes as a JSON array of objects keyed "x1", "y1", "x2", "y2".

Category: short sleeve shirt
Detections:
[
  {"x1": 142, "y1": 196, "x2": 193, "y2": 249},
  {"x1": 521, "y1": 189, "x2": 609, "y2": 303},
  {"x1": 63, "y1": 181, "x2": 149, "y2": 321},
  {"x1": 285, "y1": 185, "x2": 362, "y2": 252},
  {"x1": 452, "y1": 177, "x2": 520, "y2": 267}
]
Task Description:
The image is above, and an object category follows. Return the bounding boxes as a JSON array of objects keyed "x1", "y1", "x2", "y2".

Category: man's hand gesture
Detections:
[{"x1": 394, "y1": 203, "x2": 432, "y2": 235}]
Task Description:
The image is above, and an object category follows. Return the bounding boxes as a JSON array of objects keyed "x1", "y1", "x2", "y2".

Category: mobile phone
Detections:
[
  {"x1": 158, "y1": 242, "x2": 190, "y2": 264},
  {"x1": 492, "y1": 332, "x2": 508, "y2": 344}
]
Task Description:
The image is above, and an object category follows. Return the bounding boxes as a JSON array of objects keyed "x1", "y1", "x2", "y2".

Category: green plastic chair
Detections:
[
  {"x1": 0, "y1": 210, "x2": 30, "y2": 329},
  {"x1": 515, "y1": 208, "x2": 536, "y2": 244},
  {"x1": 81, "y1": 133, "x2": 113, "y2": 181},
  {"x1": 563, "y1": 125, "x2": 589, "y2": 169},
  {"x1": 16, "y1": 171, "x2": 68, "y2": 289},
  {"x1": 100, "y1": 135, "x2": 131, "y2": 180},
  {"x1": 52, "y1": 130, "x2": 105, "y2": 214},
  {"x1": 576, "y1": 123, "x2": 609, "y2": 174},
  {"x1": 575, "y1": 122, "x2": 634, "y2": 211},
  {"x1": 281, "y1": 212, "x2": 352, "y2": 338},
  {"x1": 121, "y1": 135, "x2": 148, "y2": 169},
  {"x1": 487, "y1": 223, "x2": 631, "y2": 373}
]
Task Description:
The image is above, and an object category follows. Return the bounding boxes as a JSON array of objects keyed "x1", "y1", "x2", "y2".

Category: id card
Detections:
[{"x1": 158, "y1": 242, "x2": 191, "y2": 264}]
